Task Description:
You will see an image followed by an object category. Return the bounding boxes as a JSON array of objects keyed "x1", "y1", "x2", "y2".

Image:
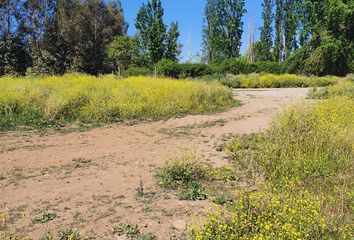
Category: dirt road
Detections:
[{"x1": 0, "y1": 88, "x2": 308, "y2": 239}]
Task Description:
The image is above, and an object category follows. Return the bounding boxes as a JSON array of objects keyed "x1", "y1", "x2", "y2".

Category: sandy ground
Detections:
[{"x1": 0, "y1": 88, "x2": 308, "y2": 240}]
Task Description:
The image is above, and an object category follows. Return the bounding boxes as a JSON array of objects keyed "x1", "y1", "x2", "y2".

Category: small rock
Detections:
[{"x1": 172, "y1": 219, "x2": 186, "y2": 231}]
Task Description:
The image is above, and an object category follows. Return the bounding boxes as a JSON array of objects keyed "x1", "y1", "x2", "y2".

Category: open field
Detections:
[
  {"x1": 1, "y1": 0, "x2": 353, "y2": 238},
  {"x1": 0, "y1": 88, "x2": 309, "y2": 239}
]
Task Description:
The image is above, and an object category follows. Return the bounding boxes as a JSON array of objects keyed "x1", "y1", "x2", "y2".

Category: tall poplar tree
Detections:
[
  {"x1": 258, "y1": 0, "x2": 273, "y2": 61},
  {"x1": 135, "y1": 0, "x2": 166, "y2": 64},
  {"x1": 274, "y1": 0, "x2": 284, "y2": 61},
  {"x1": 135, "y1": 0, "x2": 180, "y2": 64},
  {"x1": 203, "y1": 0, "x2": 246, "y2": 63},
  {"x1": 284, "y1": 0, "x2": 298, "y2": 59},
  {"x1": 165, "y1": 22, "x2": 181, "y2": 62}
]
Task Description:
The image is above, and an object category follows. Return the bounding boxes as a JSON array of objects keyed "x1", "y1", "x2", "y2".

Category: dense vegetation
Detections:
[
  {"x1": 1, "y1": 0, "x2": 352, "y2": 77},
  {"x1": 216, "y1": 74, "x2": 339, "y2": 88},
  {"x1": 0, "y1": 74, "x2": 236, "y2": 131},
  {"x1": 188, "y1": 89, "x2": 354, "y2": 239}
]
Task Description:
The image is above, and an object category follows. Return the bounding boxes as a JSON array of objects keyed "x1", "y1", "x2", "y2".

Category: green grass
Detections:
[
  {"x1": 190, "y1": 96, "x2": 354, "y2": 239},
  {"x1": 204, "y1": 73, "x2": 339, "y2": 88},
  {"x1": 0, "y1": 74, "x2": 236, "y2": 131}
]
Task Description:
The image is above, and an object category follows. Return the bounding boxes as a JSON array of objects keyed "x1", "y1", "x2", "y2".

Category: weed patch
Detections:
[
  {"x1": 59, "y1": 229, "x2": 80, "y2": 240},
  {"x1": 113, "y1": 223, "x2": 156, "y2": 239},
  {"x1": 156, "y1": 154, "x2": 209, "y2": 201},
  {"x1": 0, "y1": 74, "x2": 236, "y2": 131},
  {"x1": 211, "y1": 194, "x2": 233, "y2": 206},
  {"x1": 179, "y1": 182, "x2": 207, "y2": 201},
  {"x1": 32, "y1": 211, "x2": 57, "y2": 224}
]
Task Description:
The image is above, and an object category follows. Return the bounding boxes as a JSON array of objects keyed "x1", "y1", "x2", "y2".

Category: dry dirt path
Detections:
[{"x1": 0, "y1": 88, "x2": 308, "y2": 240}]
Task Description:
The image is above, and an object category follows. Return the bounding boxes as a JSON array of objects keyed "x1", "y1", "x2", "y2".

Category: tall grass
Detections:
[
  {"x1": 216, "y1": 74, "x2": 339, "y2": 88},
  {"x1": 0, "y1": 74, "x2": 236, "y2": 131},
  {"x1": 191, "y1": 96, "x2": 354, "y2": 239}
]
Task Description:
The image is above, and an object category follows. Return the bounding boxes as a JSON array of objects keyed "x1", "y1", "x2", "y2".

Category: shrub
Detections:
[
  {"x1": 304, "y1": 39, "x2": 350, "y2": 76},
  {"x1": 157, "y1": 59, "x2": 211, "y2": 78},
  {"x1": 255, "y1": 61, "x2": 285, "y2": 74},
  {"x1": 284, "y1": 47, "x2": 308, "y2": 74},
  {"x1": 59, "y1": 229, "x2": 80, "y2": 240},
  {"x1": 156, "y1": 59, "x2": 179, "y2": 78},
  {"x1": 178, "y1": 63, "x2": 211, "y2": 78},
  {"x1": 217, "y1": 58, "x2": 257, "y2": 75},
  {"x1": 121, "y1": 67, "x2": 152, "y2": 77}
]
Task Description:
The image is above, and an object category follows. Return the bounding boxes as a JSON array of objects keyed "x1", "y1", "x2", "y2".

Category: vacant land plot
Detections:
[{"x1": 0, "y1": 88, "x2": 307, "y2": 239}]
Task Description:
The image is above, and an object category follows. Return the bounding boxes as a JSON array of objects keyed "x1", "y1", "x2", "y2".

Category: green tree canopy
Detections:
[{"x1": 203, "y1": 0, "x2": 246, "y2": 63}]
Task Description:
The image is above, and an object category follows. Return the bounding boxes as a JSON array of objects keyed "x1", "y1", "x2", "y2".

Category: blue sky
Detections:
[{"x1": 121, "y1": 0, "x2": 263, "y2": 62}]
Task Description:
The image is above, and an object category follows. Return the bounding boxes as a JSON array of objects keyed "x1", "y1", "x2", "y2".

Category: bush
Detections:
[
  {"x1": 0, "y1": 74, "x2": 236, "y2": 130},
  {"x1": 178, "y1": 63, "x2": 211, "y2": 78},
  {"x1": 284, "y1": 47, "x2": 309, "y2": 74},
  {"x1": 121, "y1": 67, "x2": 152, "y2": 77},
  {"x1": 157, "y1": 59, "x2": 211, "y2": 78},
  {"x1": 304, "y1": 39, "x2": 350, "y2": 76},
  {"x1": 216, "y1": 58, "x2": 257, "y2": 75},
  {"x1": 255, "y1": 61, "x2": 285, "y2": 74},
  {"x1": 156, "y1": 59, "x2": 179, "y2": 78}
]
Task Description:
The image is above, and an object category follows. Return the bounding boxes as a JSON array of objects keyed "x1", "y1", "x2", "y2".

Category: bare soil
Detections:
[{"x1": 0, "y1": 88, "x2": 308, "y2": 240}]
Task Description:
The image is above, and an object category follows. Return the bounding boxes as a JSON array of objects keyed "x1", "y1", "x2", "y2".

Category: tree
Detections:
[
  {"x1": 258, "y1": 0, "x2": 273, "y2": 61},
  {"x1": 0, "y1": 0, "x2": 29, "y2": 75},
  {"x1": 283, "y1": 0, "x2": 298, "y2": 59},
  {"x1": 203, "y1": 0, "x2": 246, "y2": 63},
  {"x1": 106, "y1": 35, "x2": 136, "y2": 74},
  {"x1": 26, "y1": 0, "x2": 127, "y2": 75},
  {"x1": 135, "y1": 0, "x2": 166, "y2": 64},
  {"x1": 32, "y1": 10, "x2": 71, "y2": 75},
  {"x1": 274, "y1": 0, "x2": 284, "y2": 61},
  {"x1": 165, "y1": 22, "x2": 181, "y2": 62},
  {"x1": 135, "y1": 0, "x2": 180, "y2": 64},
  {"x1": 286, "y1": 0, "x2": 353, "y2": 76}
]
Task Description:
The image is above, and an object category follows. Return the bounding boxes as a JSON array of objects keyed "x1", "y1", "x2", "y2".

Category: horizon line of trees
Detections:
[{"x1": 0, "y1": 0, "x2": 353, "y2": 77}]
